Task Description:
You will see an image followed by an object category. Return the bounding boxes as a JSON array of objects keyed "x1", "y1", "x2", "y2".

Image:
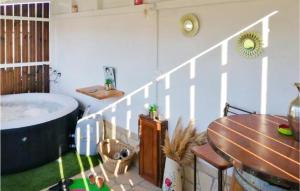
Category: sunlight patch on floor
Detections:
[{"x1": 75, "y1": 153, "x2": 90, "y2": 191}]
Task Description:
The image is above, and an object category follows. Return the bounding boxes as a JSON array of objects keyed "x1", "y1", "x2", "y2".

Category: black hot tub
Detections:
[{"x1": 1, "y1": 93, "x2": 79, "y2": 174}]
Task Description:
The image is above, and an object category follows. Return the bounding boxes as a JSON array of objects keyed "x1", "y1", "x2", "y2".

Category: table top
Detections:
[
  {"x1": 207, "y1": 114, "x2": 300, "y2": 187},
  {"x1": 76, "y1": 85, "x2": 124, "y2": 100}
]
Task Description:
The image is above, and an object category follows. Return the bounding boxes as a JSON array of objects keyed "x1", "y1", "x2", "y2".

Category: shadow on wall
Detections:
[{"x1": 79, "y1": 11, "x2": 278, "y2": 137}]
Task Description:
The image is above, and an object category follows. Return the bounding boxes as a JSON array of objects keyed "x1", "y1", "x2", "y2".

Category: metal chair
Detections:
[
  {"x1": 192, "y1": 103, "x2": 256, "y2": 191},
  {"x1": 223, "y1": 102, "x2": 256, "y2": 116}
]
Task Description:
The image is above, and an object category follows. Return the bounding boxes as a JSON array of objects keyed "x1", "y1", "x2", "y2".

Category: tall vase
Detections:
[
  {"x1": 162, "y1": 157, "x2": 182, "y2": 191},
  {"x1": 288, "y1": 82, "x2": 300, "y2": 141}
]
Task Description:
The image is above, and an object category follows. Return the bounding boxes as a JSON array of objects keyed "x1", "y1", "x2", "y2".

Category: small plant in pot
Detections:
[
  {"x1": 162, "y1": 118, "x2": 207, "y2": 191},
  {"x1": 149, "y1": 104, "x2": 158, "y2": 119},
  {"x1": 104, "y1": 79, "x2": 113, "y2": 91}
]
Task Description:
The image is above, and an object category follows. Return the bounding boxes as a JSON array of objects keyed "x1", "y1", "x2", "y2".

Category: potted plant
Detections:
[
  {"x1": 162, "y1": 119, "x2": 207, "y2": 191},
  {"x1": 149, "y1": 104, "x2": 158, "y2": 119},
  {"x1": 104, "y1": 79, "x2": 113, "y2": 91}
]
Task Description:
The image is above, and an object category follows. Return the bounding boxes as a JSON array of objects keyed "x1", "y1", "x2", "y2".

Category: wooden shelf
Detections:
[{"x1": 76, "y1": 85, "x2": 124, "y2": 100}]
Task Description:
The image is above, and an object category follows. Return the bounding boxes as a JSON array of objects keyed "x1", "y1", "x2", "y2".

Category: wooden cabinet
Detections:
[{"x1": 138, "y1": 114, "x2": 168, "y2": 187}]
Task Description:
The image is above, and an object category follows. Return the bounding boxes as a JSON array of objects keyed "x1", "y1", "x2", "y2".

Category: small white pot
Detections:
[{"x1": 162, "y1": 157, "x2": 182, "y2": 191}]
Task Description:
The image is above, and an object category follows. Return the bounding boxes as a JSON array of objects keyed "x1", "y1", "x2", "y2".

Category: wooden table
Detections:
[{"x1": 207, "y1": 114, "x2": 300, "y2": 189}]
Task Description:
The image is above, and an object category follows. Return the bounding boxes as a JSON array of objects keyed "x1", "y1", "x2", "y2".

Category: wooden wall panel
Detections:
[
  {"x1": 0, "y1": 69, "x2": 6, "y2": 94},
  {"x1": 0, "y1": 19, "x2": 4, "y2": 64},
  {"x1": 43, "y1": 65, "x2": 49, "y2": 93},
  {"x1": 0, "y1": 65, "x2": 50, "y2": 95},
  {"x1": 6, "y1": 5, "x2": 13, "y2": 16},
  {"x1": 44, "y1": 22, "x2": 49, "y2": 61},
  {"x1": 37, "y1": 21, "x2": 43, "y2": 62},
  {"x1": 14, "y1": 5, "x2": 21, "y2": 63},
  {"x1": 14, "y1": 5, "x2": 20, "y2": 16},
  {"x1": 0, "y1": 5, "x2": 4, "y2": 15},
  {"x1": 6, "y1": 20, "x2": 13, "y2": 64},
  {"x1": 29, "y1": 21, "x2": 36, "y2": 62},
  {"x1": 6, "y1": 68, "x2": 14, "y2": 94},
  {"x1": 13, "y1": 67, "x2": 22, "y2": 93},
  {"x1": 0, "y1": 3, "x2": 50, "y2": 95},
  {"x1": 44, "y1": 3, "x2": 49, "y2": 18},
  {"x1": 0, "y1": 6, "x2": 4, "y2": 64},
  {"x1": 37, "y1": 3, "x2": 43, "y2": 18},
  {"x1": 29, "y1": 4, "x2": 35, "y2": 17},
  {"x1": 36, "y1": 65, "x2": 43, "y2": 92},
  {"x1": 29, "y1": 66, "x2": 36, "y2": 92},
  {"x1": 22, "y1": 20, "x2": 29, "y2": 62},
  {"x1": 14, "y1": 20, "x2": 21, "y2": 63},
  {"x1": 22, "y1": 4, "x2": 28, "y2": 17},
  {"x1": 22, "y1": 67, "x2": 28, "y2": 93}
]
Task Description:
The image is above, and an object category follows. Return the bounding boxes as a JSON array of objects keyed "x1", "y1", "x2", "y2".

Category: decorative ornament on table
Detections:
[
  {"x1": 104, "y1": 79, "x2": 113, "y2": 91},
  {"x1": 149, "y1": 104, "x2": 158, "y2": 119},
  {"x1": 237, "y1": 31, "x2": 263, "y2": 58},
  {"x1": 288, "y1": 82, "x2": 300, "y2": 141},
  {"x1": 161, "y1": 118, "x2": 207, "y2": 191}
]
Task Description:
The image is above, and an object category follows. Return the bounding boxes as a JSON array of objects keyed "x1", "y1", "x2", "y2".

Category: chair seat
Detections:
[{"x1": 192, "y1": 143, "x2": 232, "y2": 170}]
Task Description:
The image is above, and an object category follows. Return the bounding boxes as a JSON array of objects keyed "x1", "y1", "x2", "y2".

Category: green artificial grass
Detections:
[{"x1": 1, "y1": 151, "x2": 101, "y2": 191}]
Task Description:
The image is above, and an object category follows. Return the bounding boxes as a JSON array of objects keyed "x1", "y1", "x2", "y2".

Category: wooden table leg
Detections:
[
  {"x1": 194, "y1": 155, "x2": 197, "y2": 191},
  {"x1": 218, "y1": 169, "x2": 223, "y2": 191}
]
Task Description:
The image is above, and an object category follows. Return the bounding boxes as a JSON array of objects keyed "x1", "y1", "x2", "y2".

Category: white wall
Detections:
[
  {"x1": 156, "y1": 0, "x2": 300, "y2": 132},
  {"x1": 51, "y1": 8, "x2": 157, "y2": 134},
  {"x1": 51, "y1": 0, "x2": 299, "y2": 135}
]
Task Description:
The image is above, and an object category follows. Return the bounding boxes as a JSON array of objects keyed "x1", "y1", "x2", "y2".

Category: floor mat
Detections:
[{"x1": 69, "y1": 178, "x2": 110, "y2": 191}]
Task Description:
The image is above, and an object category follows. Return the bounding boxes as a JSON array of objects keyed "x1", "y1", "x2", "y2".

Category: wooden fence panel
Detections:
[
  {"x1": 14, "y1": 5, "x2": 20, "y2": 16},
  {"x1": 29, "y1": 21, "x2": 36, "y2": 62},
  {"x1": 0, "y1": 6, "x2": 4, "y2": 64},
  {"x1": 44, "y1": 3, "x2": 49, "y2": 18},
  {"x1": 44, "y1": 22, "x2": 49, "y2": 61},
  {"x1": 0, "y1": 68, "x2": 6, "y2": 94},
  {"x1": 29, "y1": 66, "x2": 36, "y2": 92},
  {"x1": 22, "y1": 4, "x2": 28, "y2": 17},
  {"x1": 0, "y1": 3, "x2": 50, "y2": 95},
  {"x1": 21, "y1": 67, "x2": 28, "y2": 93},
  {"x1": 6, "y1": 68, "x2": 14, "y2": 94},
  {"x1": 22, "y1": 20, "x2": 29, "y2": 62},
  {"x1": 13, "y1": 5, "x2": 21, "y2": 64},
  {"x1": 37, "y1": 21, "x2": 43, "y2": 62},
  {"x1": 0, "y1": 18, "x2": 4, "y2": 64},
  {"x1": 44, "y1": 65, "x2": 49, "y2": 92},
  {"x1": 0, "y1": 5, "x2": 4, "y2": 15},
  {"x1": 36, "y1": 65, "x2": 43, "y2": 92},
  {"x1": 14, "y1": 20, "x2": 21, "y2": 63},
  {"x1": 6, "y1": 5, "x2": 13, "y2": 16},
  {"x1": 13, "y1": 67, "x2": 22, "y2": 93},
  {"x1": 6, "y1": 20, "x2": 13, "y2": 64}
]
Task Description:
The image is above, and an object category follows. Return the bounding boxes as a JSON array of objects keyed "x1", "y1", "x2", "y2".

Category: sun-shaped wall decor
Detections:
[{"x1": 237, "y1": 32, "x2": 263, "y2": 58}]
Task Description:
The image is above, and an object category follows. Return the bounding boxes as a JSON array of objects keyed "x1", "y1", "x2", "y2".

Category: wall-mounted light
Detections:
[
  {"x1": 180, "y1": 13, "x2": 200, "y2": 37},
  {"x1": 237, "y1": 32, "x2": 263, "y2": 58}
]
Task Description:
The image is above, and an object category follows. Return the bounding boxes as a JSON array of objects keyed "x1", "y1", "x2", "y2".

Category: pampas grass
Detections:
[{"x1": 162, "y1": 118, "x2": 207, "y2": 165}]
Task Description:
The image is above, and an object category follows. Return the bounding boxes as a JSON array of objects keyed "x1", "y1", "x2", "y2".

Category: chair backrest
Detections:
[{"x1": 223, "y1": 102, "x2": 256, "y2": 117}]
